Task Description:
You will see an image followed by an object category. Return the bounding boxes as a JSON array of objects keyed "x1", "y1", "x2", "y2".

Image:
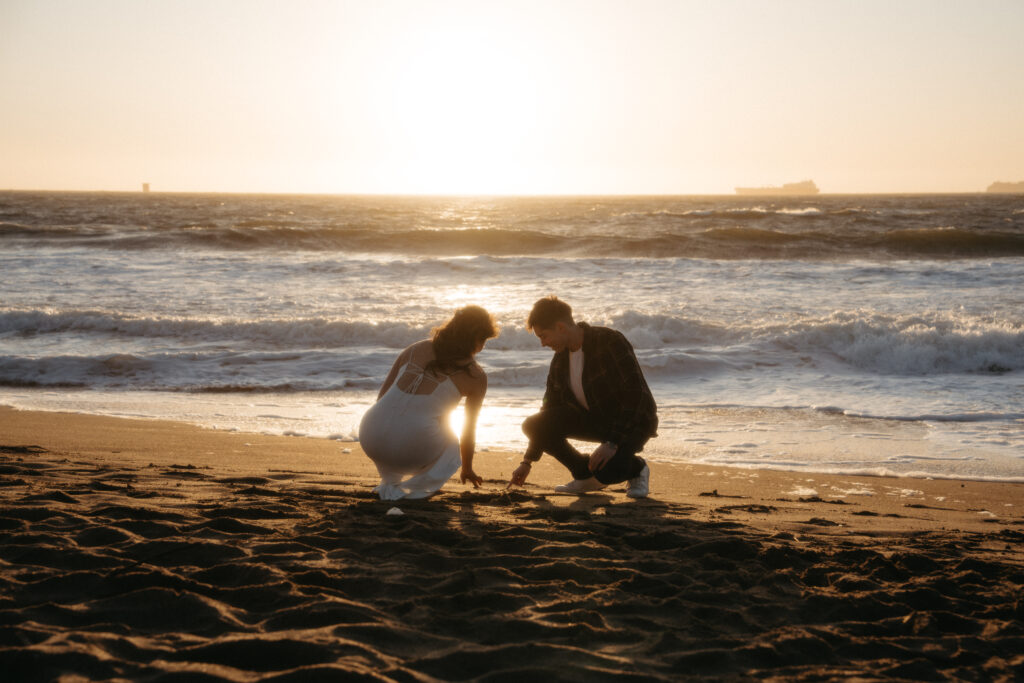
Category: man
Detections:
[{"x1": 508, "y1": 296, "x2": 657, "y2": 497}]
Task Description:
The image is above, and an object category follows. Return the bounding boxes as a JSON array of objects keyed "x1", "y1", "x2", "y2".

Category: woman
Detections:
[{"x1": 359, "y1": 305, "x2": 498, "y2": 500}]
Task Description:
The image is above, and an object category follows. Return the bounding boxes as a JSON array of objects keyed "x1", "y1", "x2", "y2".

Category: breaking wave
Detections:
[
  {"x1": 0, "y1": 309, "x2": 432, "y2": 350},
  {"x1": 5, "y1": 222, "x2": 1024, "y2": 258},
  {"x1": 3, "y1": 188, "x2": 1022, "y2": 259},
  {"x1": 3, "y1": 308, "x2": 1020, "y2": 393}
]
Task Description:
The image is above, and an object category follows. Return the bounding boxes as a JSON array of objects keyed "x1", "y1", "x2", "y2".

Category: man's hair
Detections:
[{"x1": 527, "y1": 295, "x2": 574, "y2": 332}]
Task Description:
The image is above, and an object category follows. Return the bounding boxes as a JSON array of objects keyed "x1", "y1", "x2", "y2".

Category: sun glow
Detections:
[
  {"x1": 364, "y1": 17, "x2": 548, "y2": 194},
  {"x1": 436, "y1": 284, "x2": 526, "y2": 317},
  {"x1": 4, "y1": 2, "x2": 1023, "y2": 194},
  {"x1": 449, "y1": 405, "x2": 466, "y2": 439},
  {"x1": 448, "y1": 401, "x2": 528, "y2": 455}
]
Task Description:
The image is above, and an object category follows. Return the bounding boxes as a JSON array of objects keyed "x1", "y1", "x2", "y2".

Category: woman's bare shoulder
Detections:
[
  {"x1": 403, "y1": 339, "x2": 434, "y2": 362},
  {"x1": 455, "y1": 361, "x2": 487, "y2": 394},
  {"x1": 467, "y1": 359, "x2": 486, "y2": 380}
]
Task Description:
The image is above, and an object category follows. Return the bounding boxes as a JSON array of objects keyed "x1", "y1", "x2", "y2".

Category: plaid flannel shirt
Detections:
[{"x1": 541, "y1": 322, "x2": 658, "y2": 447}]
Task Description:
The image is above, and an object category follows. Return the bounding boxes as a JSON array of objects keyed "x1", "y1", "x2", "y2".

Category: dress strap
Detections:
[
  {"x1": 396, "y1": 359, "x2": 445, "y2": 396},
  {"x1": 402, "y1": 361, "x2": 427, "y2": 394}
]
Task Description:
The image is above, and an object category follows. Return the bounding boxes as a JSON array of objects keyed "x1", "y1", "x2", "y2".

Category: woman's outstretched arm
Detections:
[{"x1": 458, "y1": 372, "x2": 486, "y2": 488}]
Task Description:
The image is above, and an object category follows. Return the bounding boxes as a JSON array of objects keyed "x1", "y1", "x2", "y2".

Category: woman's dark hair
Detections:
[
  {"x1": 526, "y1": 295, "x2": 574, "y2": 332},
  {"x1": 427, "y1": 305, "x2": 499, "y2": 375}
]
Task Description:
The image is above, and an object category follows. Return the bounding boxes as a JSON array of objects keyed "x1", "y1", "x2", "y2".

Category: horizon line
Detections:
[{"x1": 1, "y1": 187, "x2": 1020, "y2": 198}]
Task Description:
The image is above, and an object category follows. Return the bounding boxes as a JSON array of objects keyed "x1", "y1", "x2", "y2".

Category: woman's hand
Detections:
[{"x1": 460, "y1": 466, "x2": 483, "y2": 488}]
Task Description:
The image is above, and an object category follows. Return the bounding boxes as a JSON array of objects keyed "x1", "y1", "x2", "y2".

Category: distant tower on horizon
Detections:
[{"x1": 142, "y1": 183, "x2": 151, "y2": 193}]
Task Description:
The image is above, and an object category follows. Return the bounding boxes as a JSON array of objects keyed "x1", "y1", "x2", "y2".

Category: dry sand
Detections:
[{"x1": 1, "y1": 406, "x2": 1022, "y2": 681}]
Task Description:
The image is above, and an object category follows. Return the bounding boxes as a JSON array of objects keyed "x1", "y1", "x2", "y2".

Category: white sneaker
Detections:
[
  {"x1": 626, "y1": 464, "x2": 650, "y2": 498},
  {"x1": 554, "y1": 477, "x2": 605, "y2": 494}
]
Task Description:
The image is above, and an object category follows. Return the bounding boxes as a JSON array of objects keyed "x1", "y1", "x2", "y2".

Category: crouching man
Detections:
[{"x1": 508, "y1": 296, "x2": 657, "y2": 497}]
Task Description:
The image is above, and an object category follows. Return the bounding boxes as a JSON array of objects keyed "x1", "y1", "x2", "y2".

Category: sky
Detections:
[{"x1": 2, "y1": 0, "x2": 1023, "y2": 195}]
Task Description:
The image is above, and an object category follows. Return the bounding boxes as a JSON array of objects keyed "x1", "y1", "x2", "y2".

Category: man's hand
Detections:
[
  {"x1": 588, "y1": 442, "x2": 618, "y2": 473},
  {"x1": 507, "y1": 461, "x2": 532, "y2": 489},
  {"x1": 460, "y1": 467, "x2": 483, "y2": 488}
]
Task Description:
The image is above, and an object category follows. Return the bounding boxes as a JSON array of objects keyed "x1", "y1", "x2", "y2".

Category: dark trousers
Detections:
[{"x1": 522, "y1": 404, "x2": 647, "y2": 485}]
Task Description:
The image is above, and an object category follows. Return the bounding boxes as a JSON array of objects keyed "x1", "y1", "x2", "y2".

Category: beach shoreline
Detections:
[
  {"x1": 2, "y1": 406, "x2": 1022, "y2": 680},
  {"x1": 5, "y1": 193, "x2": 1023, "y2": 484}
]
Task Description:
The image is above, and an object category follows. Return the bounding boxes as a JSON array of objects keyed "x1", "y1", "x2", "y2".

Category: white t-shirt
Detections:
[{"x1": 569, "y1": 347, "x2": 588, "y2": 410}]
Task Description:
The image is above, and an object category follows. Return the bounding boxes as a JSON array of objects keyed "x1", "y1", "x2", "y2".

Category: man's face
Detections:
[{"x1": 534, "y1": 323, "x2": 568, "y2": 352}]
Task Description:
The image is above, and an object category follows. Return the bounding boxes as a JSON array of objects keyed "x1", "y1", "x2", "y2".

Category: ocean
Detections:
[{"x1": 2, "y1": 191, "x2": 1022, "y2": 482}]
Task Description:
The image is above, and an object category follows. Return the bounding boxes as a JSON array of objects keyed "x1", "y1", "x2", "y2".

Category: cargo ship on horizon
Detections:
[
  {"x1": 735, "y1": 180, "x2": 819, "y2": 196},
  {"x1": 986, "y1": 181, "x2": 1024, "y2": 193}
]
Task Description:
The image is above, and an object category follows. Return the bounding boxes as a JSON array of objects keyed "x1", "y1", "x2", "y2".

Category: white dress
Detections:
[{"x1": 358, "y1": 360, "x2": 462, "y2": 500}]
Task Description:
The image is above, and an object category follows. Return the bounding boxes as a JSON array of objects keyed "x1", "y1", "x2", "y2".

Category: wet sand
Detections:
[{"x1": 1, "y1": 407, "x2": 1022, "y2": 681}]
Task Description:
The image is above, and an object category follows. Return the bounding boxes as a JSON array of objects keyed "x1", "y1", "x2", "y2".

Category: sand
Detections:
[{"x1": 1, "y1": 406, "x2": 1022, "y2": 681}]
